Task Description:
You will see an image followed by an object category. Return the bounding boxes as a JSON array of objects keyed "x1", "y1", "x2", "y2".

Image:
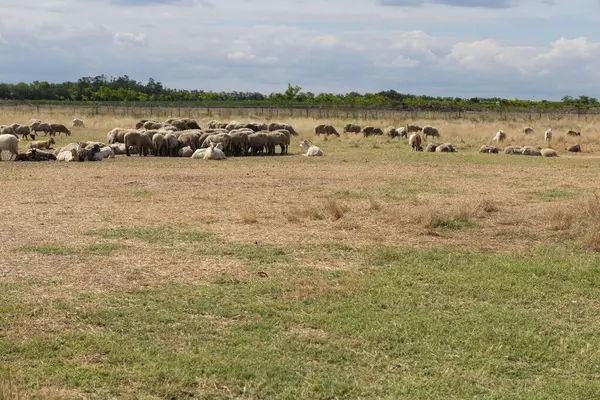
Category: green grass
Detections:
[
  {"x1": 3, "y1": 246, "x2": 600, "y2": 398},
  {"x1": 532, "y1": 188, "x2": 579, "y2": 202},
  {"x1": 86, "y1": 227, "x2": 214, "y2": 245}
]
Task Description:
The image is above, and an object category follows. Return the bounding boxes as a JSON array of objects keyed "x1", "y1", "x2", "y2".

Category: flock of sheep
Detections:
[{"x1": 0, "y1": 116, "x2": 587, "y2": 162}]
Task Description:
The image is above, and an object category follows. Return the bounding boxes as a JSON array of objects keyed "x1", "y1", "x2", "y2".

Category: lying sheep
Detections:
[
  {"x1": 521, "y1": 146, "x2": 541, "y2": 156},
  {"x1": 72, "y1": 118, "x2": 85, "y2": 128},
  {"x1": 94, "y1": 146, "x2": 115, "y2": 160},
  {"x1": 28, "y1": 137, "x2": 56, "y2": 150},
  {"x1": 479, "y1": 145, "x2": 499, "y2": 154},
  {"x1": 0, "y1": 134, "x2": 19, "y2": 160},
  {"x1": 504, "y1": 146, "x2": 523, "y2": 155},
  {"x1": 425, "y1": 142, "x2": 442, "y2": 152},
  {"x1": 523, "y1": 127, "x2": 534, "y2": 134},
  {"x1": 343, "y1": 123, "x2": 361, "y2": 134},
  {"x1": 299, "y1": 140, "x2": 323, "y2": 156},
  {"x1": 567, "y1": 144, "x2": 581, "y2": 152},
  {"x1": 178, "y1": 146, "x2": 194, "y2": 157},
  {"x1": 435, "y1": 143, "x2": 456, "y2": 153},
  {"x1": 15, "y1": 148, "x2": 56, "y2": 162},
  {"x1": 492, "y1": 130, "x2": 506, "y2": 143},
  {"x1": 541, "y1": 148, "x2": 558, "y2": 157},
  {"x1": 408, "y1": 133, "x2": 423, "y2": 152}
]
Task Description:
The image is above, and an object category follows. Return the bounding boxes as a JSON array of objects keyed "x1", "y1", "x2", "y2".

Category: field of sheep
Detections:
[{"x1": 3, "y1": 109, "x2": 600, "y2": 399}]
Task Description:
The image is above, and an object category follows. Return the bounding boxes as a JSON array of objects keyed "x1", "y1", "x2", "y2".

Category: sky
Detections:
[{"x1": 0, "y1": 0, "x2": 599, "y2": 99}]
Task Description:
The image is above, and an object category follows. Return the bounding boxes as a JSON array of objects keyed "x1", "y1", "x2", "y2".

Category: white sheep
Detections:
[
  {"x1": 544, "y1": 128, "x2": 553, "y2": 146},
  {"x1": 0, "y1": 134, "x2": 19, "y2": 160},
  {"x1": 72, "y1": 118, "x2": 85, "y2": 127},
  {"x1": 492, "y1": 130, "x2": 506, "y2": 143},
  {"x1": 299, "y1": 140, "x2": 323, "y2": 156},
  {"x1": 93, "y1": 146, "x2": 115, "y2": 160}
]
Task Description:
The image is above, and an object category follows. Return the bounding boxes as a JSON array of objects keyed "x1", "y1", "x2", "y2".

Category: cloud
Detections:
[
  {"x1": 379, "y1": 0, "x2": 515, "y2": 8},
  {"x1": 114, "y1": 32, "x2": 147, "y2": 46}
]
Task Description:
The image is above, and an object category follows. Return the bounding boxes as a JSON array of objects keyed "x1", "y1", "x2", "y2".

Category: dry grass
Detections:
[{"x1": 3, "y1": 109, "x2": 600, "y2": 397}]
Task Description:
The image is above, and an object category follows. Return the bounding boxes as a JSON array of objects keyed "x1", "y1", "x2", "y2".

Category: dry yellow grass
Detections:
[{"x1": 2, "y1": 109, "x2": 600, "y2": 398}]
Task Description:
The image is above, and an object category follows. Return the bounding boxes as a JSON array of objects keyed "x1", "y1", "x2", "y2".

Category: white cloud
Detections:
[
  {"x1": 114, "y1": 31, "x2": 147, "y2": 46},
  {"x1": 0, "y1": 0, "x2": 598, "y2": 98}
]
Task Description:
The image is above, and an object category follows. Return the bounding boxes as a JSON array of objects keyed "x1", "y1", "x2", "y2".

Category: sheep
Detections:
[
  {"x1": 164, "y1": 133, "x2": 179, "y2": 157},
  {"x1": 29, "y1": 122, "x2": 53, "y2": 136},
  {"x1": 425, "y1": 142, "x2": 442, "y2": 152},
  {"x1": 523, "y1": 127, "x2": 534, "y2": 135},
  {"x1": 230, "y1": 131, "x2": 250, "y2": 156},
  {"x1": 544, "y1": 128, "x2": 553, "y2": 146},
  {"x1": 151, "y1": 133, "x2": 167, "y2": 156},
  {"x1": 396, "y1": 127, "x2": 408, "y2": 139},
  {"x1": 135, "y1": 119, "x2": 148, "y2": 129},
  {"x1": 110, "y1": 143, "x2": 133, "y2": 155},
  {"x1": 207, "y1": 120, "x2": 222, "y2": 129},
  {"x1": 521, "y1": 146, "x2": 542, "y2": 156},
  {"x1": 385, "y1": 126, "x2": 399, "y2": 138},
  {"x1": 479, "y1": 145, "x2": 499, "y2": 154},
  {"x1": 28, "y1": 137, "x2": 55, "y2": 150},
  {"x1": 124, "y1": 131, "x2": 152, "y2": 156},
  {"x1": 343, "y1": 123, "x2": 361, "y2": 134},
  {"x1": 299, "y1": 140, "x2": 323, "y2": 156},
  {"x1": 0, "y1": 134, "x2": 19, "y2": 160},
  {"x1": 492, "y1": 130, "x2": 506, "y2": 143},
  {"x1": 435, "y1": 143, "x2": 456, "y2": 153},
  {"x1": 406, "y1": 124, "x2": 422, "y2": 133},
  {"x1": 541, "y1": 148, "x2": 558, "y2": 157},
  {"x1": 29, "y1": 119, "x2": 42, "y2": 125},
  {"x1": 49, "y1": 124, "x2": 71, "y2": 136},
  {"x1": 168, "y1": 120, "x2": 190, "y2": 131},
  {"x1": 202, "y1": 133, "x2": 232, "y2": 155},
  {"x1": 56, "y1": 147, "x2": 80, "y2": 162},
  {"x1": 181, "y1": 118, "x2": 201, "y2": 130},
  {"x1": 567, "y1": 144, "x2": 581, "y2": 152},
  {"x1": 422, "y1": 125, "x2": 440, "y2": 139},
  {"x1": 0, "y1": 125, "x2": 17, "y2": 137},
  {"x1": 177, "y1": 131, "x2": 201, "y2": 151},
  {"x1": 268, "y1": 122, "x2": 298, "y2": 136},
  {"x1": 504, "y1": 146, "x2": 524, "y2": 155},
  {"x1": 567, "y1": 130, "x2": 581, "y2": 137},
  {"x1": 248, "y1": 132, "x2": 268, "y2": 156},
  {"x1": 93, "y1": 146, "x2": 115, "y2": 160},
  {"x1": 225, "y1": 121, "x2": 247, "y2": 131},
  {"x1": 314, "y1": 124, "x2": 339, "y2": 136},
  {"x1": 362, "y1": 126, "x2": 384, "y2": 137},
  {"x1": 72, "y1": 118, "x2": 85, "y2": 128},
  {"x1": 203, "y1": 143, "x2": 227, "y2": 160},
  {"x1": 408, "y1": 133, "x2": 423, "y2": 152},
  {"x1": 10, "y1": 123, "x2": 35, "y2": 140},
  {"x1": 143, "y1": 120, "x2": 163, "y2": 130},
  {"x1": 266, "y1": 131, "x2": 288, "y2": 155},
  {"x1": 19, "y1": 148, "x2": 56, "y2": 162},
  {"x1": 178, "y1": 146, "x2": 194, "y2": 157}
]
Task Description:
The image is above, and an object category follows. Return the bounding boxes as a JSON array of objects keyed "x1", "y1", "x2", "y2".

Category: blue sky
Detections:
[{"x1": 0, "y1": 0, "x2": 599, "y2": 99}]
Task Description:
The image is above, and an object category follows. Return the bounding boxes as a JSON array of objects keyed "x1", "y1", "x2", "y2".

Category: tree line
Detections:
[{"x1": 0, "y1": 75, "x2": 598, "y2": 112}]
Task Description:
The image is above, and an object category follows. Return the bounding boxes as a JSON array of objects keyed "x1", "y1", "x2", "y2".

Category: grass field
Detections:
[{"x1": 2, "y1": 111, "x2": 600, "y2": 399}]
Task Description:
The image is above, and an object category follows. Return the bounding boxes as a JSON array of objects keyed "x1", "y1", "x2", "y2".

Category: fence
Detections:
[{"x1": 1, "y1": 101, "x2": 599, "y2": 121}]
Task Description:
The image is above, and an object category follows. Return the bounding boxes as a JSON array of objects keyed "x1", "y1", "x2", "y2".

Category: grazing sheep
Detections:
[
  {"x1": 124, "y1": 131, "x2": 152, "y2": 156},
  {"x1": 10, "y1": 123, "x2": 35, "y2": 140},
  {"x1": 396, "y1": 127, "x2": 408, "y2": 139},
  {"x1": 314, "y1": 124, "x2": 339, "y2": 136},
  {"x1": 492, "y1": 130, "x2": 506, "y2": 143},
  {"x1": 0, "y1": 125, "x2": 17, "y2": 137},
  {"x1": 266, "y1": 131, "x2": 288, "y2": 155},
  {"x1": 0, "y1": 134, "x2": 19, "y2": 160},
  {"x1": 425, "y1": 142, "x2": 442, "y2": 152},
  {"x1": 408, "y1": 133, "x2": 423, "y2": 152},
  {"x1": 541, "y1": 148, "x2": 558, "y2": 157},
  {"x1": 299, "y1": 140, "x2": 323, "y2": 156},
  {"x1": 203, "y1": 143, "x2": 227, "y2": 160},
  {"x1": 362, "y1": 126, "x2": 384, "y2": 137},
  {"x1": 385, "y1": 126, "x2": 399, "y2": 138},
  {"x1": 248, "y1": 132, "x2": 268, "y2": 156},
  {"x1": 268, "y1": 122, "x2": 298, "y2": 136},
  {"x1": 567, "y1": 144, "x2": 581, "y2": 152},
  {"x1": 49, "y1": 124, "x2": 71, "y2": 136},
  {"x1": 343, "y1": 123, "x2": 361, "y2": 134},
  {"x1": 406, "y1": 125, "x2": 422, "y2": 133},
  {"x1": 504, "y1": 146, "x2": 524, "y2": 155},
  {"x1": 422, "y1": 125, "x2": 440, "y2": 139},
  {"x1": 567, "y1": 130, "x2": 581, "y2": 137},
  {"x1": 523, "y1": 127, "x2": 534, "y2": 134},
  {"x1": 72, "y1": 118, "x2": 85, "y2": 128},
  {"x1": 544, "y1": 128, "x2": 553, "y2": 146},
  {"x1": 479, "y1": 145, "x2": 499, "y2": 154},
  {"x1": 29, "y1": 122, "x2": 53, "y2": 136},
  {"x1": 28, "y1": 138, "x2": 56, "y2": 150}
]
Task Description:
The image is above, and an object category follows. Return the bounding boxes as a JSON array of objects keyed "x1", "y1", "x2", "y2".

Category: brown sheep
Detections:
[
  {"x1": 409, "y1": 133, "x2": 423, "y2": 151},
  {"x1": 314, "y1": 124, "x2": 339, "y2": 136},
  {"x1": 343, "y1": 123, "x2": 361, "y2": 134},
  {"x1": 567, "y1": 130, "x2": 581, "y2": 137},
  {"x1": 124, "y1": 131, "x2": 152, "y2": 156},
  {"x1": 28, "y1": 137, "x2": 56, "y2": 150},
  {"x1": 49, "y1": 124, "x2": 71, "y2": 136},
  {"x1": 362, "y1": 126, "x2": 384, "y2": 137}
]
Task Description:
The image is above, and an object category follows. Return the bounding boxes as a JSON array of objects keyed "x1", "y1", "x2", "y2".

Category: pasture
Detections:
[{"x1": 2, "y1": 110, "x2": 600, "y2": 399}]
